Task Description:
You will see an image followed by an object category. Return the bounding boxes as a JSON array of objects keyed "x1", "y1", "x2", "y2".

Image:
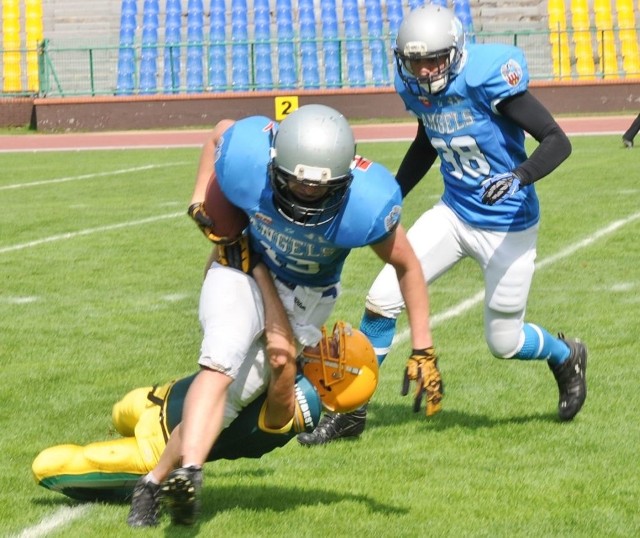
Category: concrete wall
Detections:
[{"x1": 0, "y1": 79, "x2": 631, "y2": 131}]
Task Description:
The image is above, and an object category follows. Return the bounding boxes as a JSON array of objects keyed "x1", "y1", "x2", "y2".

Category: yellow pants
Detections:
[{"x1": 32, "y1": 384, "x2": 170, "y2": 502}]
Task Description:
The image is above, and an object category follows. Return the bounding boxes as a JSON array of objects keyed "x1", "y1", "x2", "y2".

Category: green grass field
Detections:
[{"x1": 1, "y1": 135, "x2": 639, "y2": 537}]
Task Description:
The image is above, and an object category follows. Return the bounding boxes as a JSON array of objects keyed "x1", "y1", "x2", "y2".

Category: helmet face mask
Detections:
[
  {"x1": 394, "y1": 4, "x2": 465, "y2": 96},
  {"x1": 300, "y1": 321, "x2": 379, "y2": 413},
  {"x1": 269, "y1": 104, "x2": 356, "y2": 227},
  {"x1": 269, "y1": 163, "x2": 353, "y2": 226}
]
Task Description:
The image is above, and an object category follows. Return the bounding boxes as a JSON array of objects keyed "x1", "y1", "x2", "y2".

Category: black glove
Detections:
[
  {"x1": 218, "y1": 235, "x2": 261, "y2": 274},
  {"x1": 187, "y1": 202, "x2": 232, "y2": 244},
  {"x1": 401, "y1": 347, "x2": 443, "y2": 416}
]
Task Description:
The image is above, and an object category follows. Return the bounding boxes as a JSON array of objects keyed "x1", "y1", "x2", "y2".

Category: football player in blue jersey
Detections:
[
  {"x1": 301, "y1": 4, "x2": 587, "y2": 446},
  {"x1": 128, "y1": 104, "x2": 435, "y2": 525}
]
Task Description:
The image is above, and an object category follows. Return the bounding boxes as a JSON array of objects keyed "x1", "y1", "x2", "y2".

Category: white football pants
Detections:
[
  {"x1": 198, "y1": 263, "x2": 338, "y2": 426},
  {"x1": 366, "y1": 202, "x2": 538, "y2": 358}
]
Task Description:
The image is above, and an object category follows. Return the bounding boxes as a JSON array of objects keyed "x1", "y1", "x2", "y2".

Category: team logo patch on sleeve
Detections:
[
  {"x1": 214, "y1": 135, "x2": 224, "y2": 162},
  {"x1": 501, "y1": 60, "x2": 523, "y2": 87},
  {"x1": 354, "y1": 155, "x2": 373, "y2": 171},
  {"x1": 384, "y1": 205, "x2": 402, "y2": 232}
]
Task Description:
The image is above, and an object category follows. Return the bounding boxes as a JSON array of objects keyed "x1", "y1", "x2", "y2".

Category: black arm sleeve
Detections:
[
  {"x1": 496, "y1": 91, "x2": 572, "y2": 186},
  {"x1": 395, "y1": 119, "x2": 439, "y2": 198}
]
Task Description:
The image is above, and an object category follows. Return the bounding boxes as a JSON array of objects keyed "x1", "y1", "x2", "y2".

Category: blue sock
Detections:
[
  {"x1": 515, "y1": 323, "x2": 570, "y2": 366},
  {"x1": 359, "y1": 311, "x2": 397, "y2": 366}
]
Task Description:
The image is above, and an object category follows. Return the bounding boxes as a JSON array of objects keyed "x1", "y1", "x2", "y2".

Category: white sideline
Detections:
[
  {"x1": 393, "y1": 209, "x2": 640, "y2": 343},
  {"x1": 12, "y1": 211, "x2": 639, "y2": 536},
  {"x1": 15, "y1": 505, "x2": 91, "y2": 538},
  {"x1": 0, "y1": 212, "x2": 184, "y2": 255},
  {"x1": 0, "y1": 162, "x2": 189, "y2": 191}
]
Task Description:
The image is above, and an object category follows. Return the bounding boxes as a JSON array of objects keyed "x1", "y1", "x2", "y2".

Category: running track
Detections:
[{"x1": 0, "y1": 115, "x2": 631, "y2": 152}]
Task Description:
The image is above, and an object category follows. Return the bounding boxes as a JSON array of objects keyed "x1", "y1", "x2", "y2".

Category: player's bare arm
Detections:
[
  {"x1": 369, "y1": 224, "x2": 433, "y2": 351},
  {"x1": 252, "y1": 263, "x2": 297, "y2": 429}
]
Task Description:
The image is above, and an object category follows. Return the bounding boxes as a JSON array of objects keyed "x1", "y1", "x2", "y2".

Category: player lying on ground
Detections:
[{"x1": 32, "y1": 320, "x2": 378, "y2": 503}]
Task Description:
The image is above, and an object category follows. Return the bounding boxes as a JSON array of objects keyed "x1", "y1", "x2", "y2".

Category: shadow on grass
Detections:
[
  {"x1": 202, "y1": 483, "x2": 405, "y2": 515},
  {"x1": 32, "y1": 482, "x2": 406, "y2": 535},
  {"x1": 367, "y1": 402, "x2": 557, "y2": 431}
]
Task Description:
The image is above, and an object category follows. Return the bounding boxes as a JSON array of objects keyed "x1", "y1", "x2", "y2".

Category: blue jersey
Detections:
[
  {"x1": 215, "y1": 116, "x2": 402, "y2": 286},
  {"x1": 396, "y1": 43, "x2": 539, "y2": 232}
]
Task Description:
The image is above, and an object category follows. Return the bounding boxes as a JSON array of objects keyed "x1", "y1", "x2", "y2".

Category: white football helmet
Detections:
[
  {"x1": 300, "y1": 321, "x2": 379, "y2": 413},
  {"x1": 394, "y1": 4, "x2": 465, "y2": 96},
  {"x1": 269, "y1": 104, "x2": 356, "y2": 227}
]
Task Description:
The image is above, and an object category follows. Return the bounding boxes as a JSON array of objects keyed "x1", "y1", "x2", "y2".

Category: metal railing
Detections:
[{"x1": 1, "y1": 28, "x2": 639, "y2": 98}]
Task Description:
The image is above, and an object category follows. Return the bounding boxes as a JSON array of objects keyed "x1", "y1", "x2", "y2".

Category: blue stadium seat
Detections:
[
  {"x1": 116, "y1": 47, "x2": 135, "y2": 95},
  {"x1": 121, "y1": 0, "x2": 136, "y2": 17},
  {"x1": 253, "y1": 0, "x2": 272, "y2": 90},
  {"x1": 209, "y1": 0, "x2": 225, "y2": 20},
  {"x1": 276, "y1": 0, "x2": 296, "y2": 88},
  {"x1": 208, "y1": 46, "x2": 227, "y2": 89},
  {"x1": 166, "y1": 0, "x2": 182, "y2": 15},
  {"x1": 164, "y1": 2, "x2": 182, "y2": 93},
  {"x1": 186, "y1": 1, "x2": 204, "y2": 92},
  {"x1": 139, "y1": 1, "x2": 160, "y2": 94},
  {"x1": 364, "y1": 0, "x2": 389, "y2": 85},
  {"x1": 232, "y1": 46, "x2": 250, "y2": 90},
  {"x1": 143, "y1": 0, "x2": 159, "y2": 14},
  {"x1": 386, "y1": 0, "x2": 404, "y2": 37},
  {"x1": 229, "y1": 0, "x2": 249, "y2": 90},
  {"x1": 299, "y1": 0, "x2": 320, "y2": 88},
  {"x1": 320, "y1": 0, "x2": 340, "y2": 87},
  {"x1": 208, "y1": 0, "x2": 226, "y2": 90},
  {"x1": 342, "y1": 0, "x2": 366, "y2": 87},
  {"x1": 116, "y1": 0, "x2": 138, "y2": 95}
]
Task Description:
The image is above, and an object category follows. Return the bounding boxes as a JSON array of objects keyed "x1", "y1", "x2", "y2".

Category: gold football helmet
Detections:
[{"x1": 300, "y1": 321, "x2": 379, "y2": 413}]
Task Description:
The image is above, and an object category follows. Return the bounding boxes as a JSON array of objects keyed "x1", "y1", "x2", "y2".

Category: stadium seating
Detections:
[
  {"x1": 300, "y1": 0, "x2": 320, "y2": 88},
  {"x1": 163, "y1": 0, "x2": 182, "y2": 92},
  {"x1": 253, "y1": 0, "x2": 273, "y2": 89},
  {"x1": 106, "y1": 0, "x2": 640, "y2": 95},
  {"x1": 186, "y1": 0, "x2": 205, "y2": 92},
  {"x1": 616, "y1": 0, "x2": 640, "y2": 75},
  {"x1": 139, "y1": 0, "x2": 160, "y2": 93},
  {"x1": 230, "y1": 0, "x2": 250, "y2": 90},
  {"x1": 547, "y1": 0, "x2": 572, "y2": 79},
  {"x1": 116, "y1": 0, "x2": 137, "y2": 94},
  {"x1": 208, "y1": 0, "x2": 228, "y2": 90}
]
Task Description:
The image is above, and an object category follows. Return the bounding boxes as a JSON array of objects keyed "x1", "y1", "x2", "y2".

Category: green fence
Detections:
[{"x1": 1, "y1": 28, "x2": 639, "y2": 98}]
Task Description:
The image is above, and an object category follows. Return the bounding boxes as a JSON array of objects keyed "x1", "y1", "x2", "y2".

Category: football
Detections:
[{"x1": 203, "y1": 172, "x2": 249, "y2": 240}]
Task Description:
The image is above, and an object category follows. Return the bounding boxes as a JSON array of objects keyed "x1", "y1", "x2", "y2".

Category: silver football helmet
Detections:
[
  {"x1": 269, "y1": 104, "x2": 356, "y2": 226},
  {"x1": 394, "y1": 4, "x2": 465, "y2": 96}
]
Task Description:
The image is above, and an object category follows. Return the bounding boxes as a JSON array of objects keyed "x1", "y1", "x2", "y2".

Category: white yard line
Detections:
[
  {"x1": 15, "y1": 505, "x2": 92, "y2": 538},
  {"x1": 0, "y1": 212, "x2": 183, "y2": 254},
  {"x1": 0, "y1": 162, "x2": 189, "y2": 191}
]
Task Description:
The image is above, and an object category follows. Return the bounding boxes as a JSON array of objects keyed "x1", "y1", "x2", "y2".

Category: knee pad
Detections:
[{"x1": 485, "y1": 314, "x2": 523, "y2": 359}]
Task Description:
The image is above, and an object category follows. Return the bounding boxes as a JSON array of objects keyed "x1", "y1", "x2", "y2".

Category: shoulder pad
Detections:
[
  {"x1": 326, "y1": 158, "x2": 403, "y2": 248},
  {"x1": 464, "y1": 44, "x2": 529, "y2": 100},
  {"x1": 215, "y1": 116, "x2": 275, "y2": 210}
]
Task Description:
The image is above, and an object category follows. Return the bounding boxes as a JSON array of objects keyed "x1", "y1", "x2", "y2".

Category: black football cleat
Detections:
[
  {"x1": 161, "y1": 466, "x2": 203, "y2": 526},
  {"x1": 549, "y1": 336, "x2": 587, "y2": 421},
  {"x1": 297, "y1": 406, "x2": 367, "y2": 446},
  {"x1": 127, "y1": 477, "x2": 161, "y2": 527}
]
